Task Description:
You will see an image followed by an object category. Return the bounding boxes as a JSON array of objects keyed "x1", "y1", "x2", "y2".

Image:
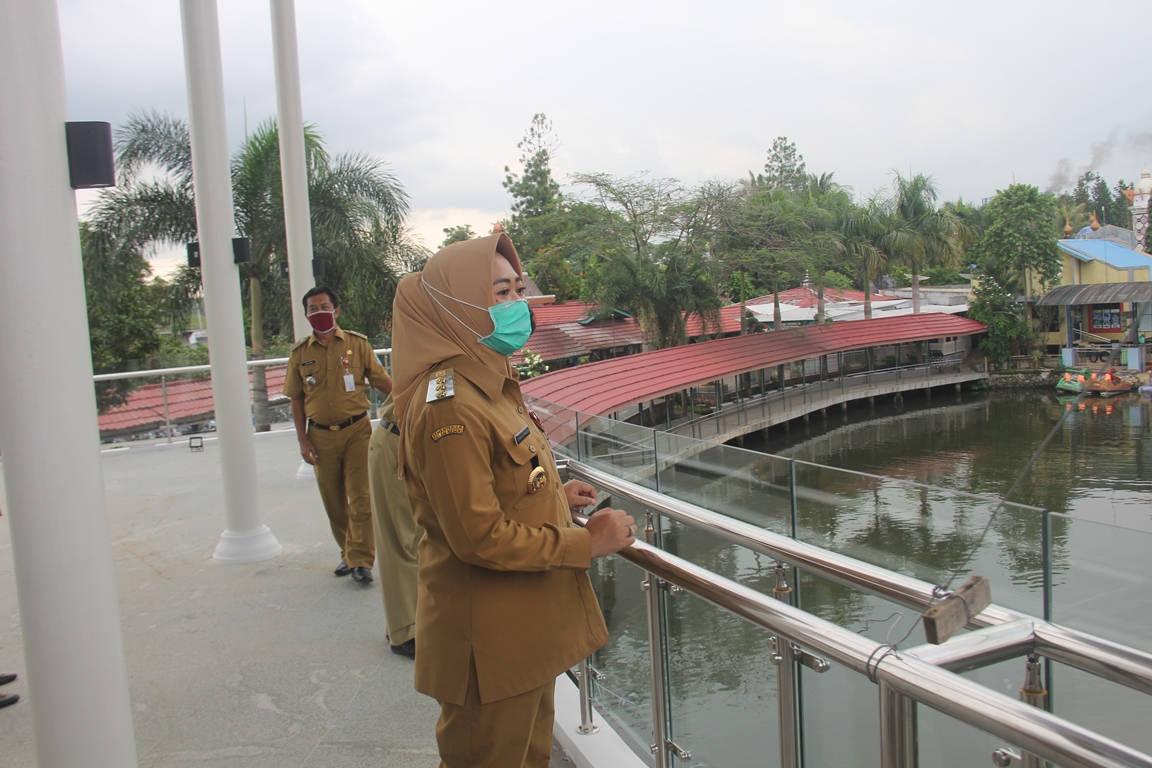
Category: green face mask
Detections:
[
  {"x1": 423, "y1": 278, "x2": 534, "y2": 357},
  {"x1": 480, "y1": 299, "x2": 533, "y2": 356}
]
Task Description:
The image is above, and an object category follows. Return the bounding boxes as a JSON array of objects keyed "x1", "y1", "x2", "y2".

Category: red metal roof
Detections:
[
  {"x1": 683, "y1": 304, "x2": 744, "y2": 337},
  {"x1": 98, "y1": 366, "x2": 289, "y2": 433},
  {"x1": 521, "y1": 313, "x2": 986, "y2": 416}
]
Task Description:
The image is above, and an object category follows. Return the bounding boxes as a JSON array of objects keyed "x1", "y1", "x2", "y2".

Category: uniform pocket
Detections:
[{"x1": 504, "y1": 439, "x2": 555, "y2": 519}]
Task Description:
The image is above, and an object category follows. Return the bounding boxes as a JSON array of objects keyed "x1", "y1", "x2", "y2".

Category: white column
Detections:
[
  {"x1": 180, "y1": 0, "x2": 282, "y2": 563},
  {"x1": 270, "y1": 0, "x2": 316, "y2": 341},
  {"x1": 0, "y1": 1, "x2": 137, "y2": 765}
]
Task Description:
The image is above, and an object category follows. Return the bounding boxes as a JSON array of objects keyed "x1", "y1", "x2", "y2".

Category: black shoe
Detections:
[
  {"x1": 351, "y1": 566, "x2": 373, "y2": 583},
  {"x1": 0, "y1": 673, "x2": 15, "y2": 687},
  {"x1": 0, "y1": 693, "x2": 18, "y2": 709},
  {"x1": 390, "y1": 639, "x2": 415, "y2": 659},
  {"x1": 334, "y1": 559, "x2": 352, "y2": 577}
]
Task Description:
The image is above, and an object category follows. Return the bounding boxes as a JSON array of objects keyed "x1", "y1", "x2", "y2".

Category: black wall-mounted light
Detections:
[
  {"x1": 186, "y1": 242, "x2": 201, "y2": 269},
  {"x1": 312, "y1": 258, "x2": 325, "y2": 277},
  {"x1": 65, "y1": 121, "x2": 116, "y2": 189},
  {"x1": 232, "y1": 237, "x2": 251, "y2": 264},
  {"x1": 280, "y1": 261, "x2": 289, "y2": 279}
]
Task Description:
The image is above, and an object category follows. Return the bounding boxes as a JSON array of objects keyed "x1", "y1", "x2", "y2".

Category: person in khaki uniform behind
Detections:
[
  {"x1": 284, "y1": 286, "x2": 392, "y2": 584},
  {"x1": 367, "y1": 393, "x2": 420, "y2": 658},
  {"x1": 391, "y1": 232, "x2": 637, "y2": 768}
]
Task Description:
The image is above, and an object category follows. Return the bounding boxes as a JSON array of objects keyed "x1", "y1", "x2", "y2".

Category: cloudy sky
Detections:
[{"x1": 57, "y1": 0, "x2": 1152, "y2": 272}]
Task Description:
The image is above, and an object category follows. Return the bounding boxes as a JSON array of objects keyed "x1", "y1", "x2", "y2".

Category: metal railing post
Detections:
[
  {"x1": 576, "y1": 658, "x2": 599, "y2": 735},
  {"x1": 1020, "y1": 654, "x2": 1048, "y2": 768},
  {"x1": 161, "y1": 375, "x2": 173, "y2": 443},
  {"x1": 641, "y1": 510, "x2": 671, "y2": 768},
  {"x1": 879, "y1": 680, "x2": 918, "y2": 768},
  {"x1": 773, "y1": 562, "x2": 800, "y2": 768}
]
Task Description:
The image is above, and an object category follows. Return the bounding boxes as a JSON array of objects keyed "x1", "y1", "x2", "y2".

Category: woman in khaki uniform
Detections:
[{"x1": 391, "y1": 232, "x2": 636, "y2": 768}]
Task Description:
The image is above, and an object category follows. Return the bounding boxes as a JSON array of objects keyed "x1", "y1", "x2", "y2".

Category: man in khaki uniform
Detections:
[
  {"x1": 285, "y1": 286, "x2": 392, "y2": 583},
  {"x1": 391, "y1": 233, "x2": 636, "y2": 767},
  {"x1": 367, "y1": 394, "x2": 420, "y2": 657}
]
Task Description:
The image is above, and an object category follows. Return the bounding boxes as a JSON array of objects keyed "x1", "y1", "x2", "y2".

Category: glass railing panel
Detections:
[
  {"x1": 912, "y1": 660, "x2": 1019, "y2": 767},
  {"x1": 574, "y1": 414, "x2": 660, "y2": 490},
  {"x1": 662, "y1": 580, "x2": 778, "y2": 767},
  {"x1": 652, "y1": 431, "x2": 796, "y2": 537},
  {"x1": 1049, "y1": 660, "x2": 1152, "y2": 757},
  {"x1": 1048, "y1": 513, "x2": 1152, "y2": 653},
  {"x1": 791, "y1": 460, "x2": 1045, "y2": 618},
  {"x1": 587, "y1": 524, "x2": 659, "y2": 757}
]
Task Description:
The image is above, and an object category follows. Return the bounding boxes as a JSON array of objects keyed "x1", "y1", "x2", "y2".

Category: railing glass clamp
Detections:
[{"x1": 991, "y1": 748, "x2": 1020, "y2": 767}]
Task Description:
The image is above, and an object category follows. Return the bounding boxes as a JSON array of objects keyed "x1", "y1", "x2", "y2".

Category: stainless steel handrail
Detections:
[
  {"x1": 598, "y1": 528, "x2": 1152, "y2": 768},
  {"x1": 92, "y1": 348, "x2": 393, "y2": 382},
  {"x1": 566, "y1": 459, "x2": 1152, "y2": 697}
]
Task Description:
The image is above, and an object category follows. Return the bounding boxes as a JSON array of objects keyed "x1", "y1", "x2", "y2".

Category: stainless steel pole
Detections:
[
  {"x1": 180, "y1": 0, "x2": 282, "y2": 563},
  {"x1": 0, "y1": 1, "x2": 137, "y2": 763},
  {"x1": 642, "y1": 512, "x2": 670, "y2": 768},
  {"x1": 773, "y1": 563, "x2": 799, "y2": 768}
]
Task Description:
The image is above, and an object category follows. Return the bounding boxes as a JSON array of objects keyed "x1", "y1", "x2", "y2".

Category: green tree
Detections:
[
  {"x1": 757, "y1": 136, "x2": 808, "y2": 192},
  {"x1": 503, "y1": 113, "x2": 563, "y2": 263},
  {"x1": 79, "y1": 222, "x2": 163, "y2": 412},
  {"x1": 440, "y1": 224, "x2": 475, "y2": 247},
  {"x1": 877, "y1": 171, "x2": 971, "y2": 314},
  {"x1": 89, "y1": 109, "x2": 422, "y2": 428},
  {"x1": 572, "y1": 172, "x2": 721, "y2": 348},
  {"x1": 974, "y1": 184, "x2": 1060, "y2": 301},
  {"x1": 969, "y1": 274, "x2": 1029, "y2": 362}
]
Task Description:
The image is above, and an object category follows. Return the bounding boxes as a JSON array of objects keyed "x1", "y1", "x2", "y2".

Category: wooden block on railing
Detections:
[{"x1": 922, "y1": 575, "x2": 991, "y2": 645}]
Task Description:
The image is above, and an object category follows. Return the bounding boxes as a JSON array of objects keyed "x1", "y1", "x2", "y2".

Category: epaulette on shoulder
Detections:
[
  {"x1": 346, "y1": 329, "x2": 368, "y2": 340},
  {"x1": 290, "y1": 337, "x2": 309, "y2": 352},
  {"x1": 426, "y1": 367, "x2": 456, "y2": 403}
]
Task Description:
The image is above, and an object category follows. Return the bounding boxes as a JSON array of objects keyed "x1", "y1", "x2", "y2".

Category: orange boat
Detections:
[{"x1": 1085, "y1": 368, "x2": 1136, "y2": 397}]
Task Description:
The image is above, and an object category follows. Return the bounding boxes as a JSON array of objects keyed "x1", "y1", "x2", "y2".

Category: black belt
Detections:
[
  {"x1": 308, "y1": 412, "x2": 367, "y2": 432},
  {"x1": 379, "y1": 419, "x2": 400, "y2": 436}
]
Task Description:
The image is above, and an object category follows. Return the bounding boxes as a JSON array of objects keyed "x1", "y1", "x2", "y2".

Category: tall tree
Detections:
[
  {"x1": 89, "y1": 109, "x2": 420, "y2": 428},
  {"x1": 502, "y1": 113, "x2": 563, "y2": 265},
  {"x1": 440, "y1": 224, "x2": 476, "y2": 247},
  {"x1": 877, "y1": 171, "x2": 970, "y2": 313},
  {"x1": 572, "y1": 172, "x2": 721, "y2": 348},
  {"x1": 80, "y1": 222, "x2": 163, "y2": 412},
  {"x1": 758, "y1": 136, "x2": 808, "y2": 192},
  {"x1": 974, "y1": 184, "x2": 1060, "y2": 301}
]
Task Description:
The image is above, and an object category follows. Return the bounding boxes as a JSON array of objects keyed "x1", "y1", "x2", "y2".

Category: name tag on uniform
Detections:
[
  {"x1": 513, "y1": 425, "x2": 530, "y2": 445},
  {"x1": 343, "y1": 373, "x2": 355, "y2": 392}
]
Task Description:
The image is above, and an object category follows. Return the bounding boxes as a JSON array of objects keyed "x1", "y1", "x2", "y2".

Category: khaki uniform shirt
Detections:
[
  {"x1": 403, "y1": 354, "x2": 609, "y2": 706},
  {"x1": 283, "y1": 327, "x2": 391, "y2": 424}
]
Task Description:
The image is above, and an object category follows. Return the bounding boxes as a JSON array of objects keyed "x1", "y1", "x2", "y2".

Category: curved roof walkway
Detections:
[{"x1": 522, "y1": 313, "x2": 987, "y2": 417}]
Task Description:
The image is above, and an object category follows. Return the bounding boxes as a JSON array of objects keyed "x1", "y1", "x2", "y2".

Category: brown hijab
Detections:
[{"x1": 391, "y1": 232, "x2": 523, "y2": 438}]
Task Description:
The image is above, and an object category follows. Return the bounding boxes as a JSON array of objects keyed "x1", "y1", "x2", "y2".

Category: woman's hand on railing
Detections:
[{"x1": 586, "y1": 507, "x2": 637, "y2": 558}]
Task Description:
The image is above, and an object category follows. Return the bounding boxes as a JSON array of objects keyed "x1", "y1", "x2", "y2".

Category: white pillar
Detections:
[
  {"x1": 0, "y1": 1, "x2": 137, "y2": 764},
  {"x1": 270, "y1": 0, "x2": 316, "y2": 341},
  {"x1": 180, "y1": 0, "x2": 282, "y2": 563}
]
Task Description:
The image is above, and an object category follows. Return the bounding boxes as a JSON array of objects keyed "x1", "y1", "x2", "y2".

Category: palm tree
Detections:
[
  {"x1": 877, "y1": 171, "x2": 971, "y2": 314},
  {"x1": 841, "y1": 196, "x2": 891, "y2": 319},
  {"x1": 89, "y1": 109, "x2": 422, "y2": 429},
  {"x1": 573, "y1": 172, "x2": 722, "y2": 349}
]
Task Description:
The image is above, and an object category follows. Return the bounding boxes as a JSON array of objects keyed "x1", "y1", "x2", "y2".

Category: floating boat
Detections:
[
  {"x1": 1056, "y1": 368, "x2": 1090, "y2": 394},
  {"x1": 1085, "y1": 369, "x2": 1136, "y2": 397}
]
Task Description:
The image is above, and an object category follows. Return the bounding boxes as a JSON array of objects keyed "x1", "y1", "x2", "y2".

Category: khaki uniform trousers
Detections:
[
  {"x1": 308, "y1": 417, "x2": 375, "y2": 568},
  {"x1": 435, "y1": 656, "x2": 555, "y2": 768},
  {"x1": 367, "y1": 421, "x2": 421, "y2": 645}
]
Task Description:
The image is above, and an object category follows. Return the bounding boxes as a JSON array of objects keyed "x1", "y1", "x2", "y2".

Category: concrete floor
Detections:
[{"x1": 0, "y1": 431, "x2": 576, "y2": 767}]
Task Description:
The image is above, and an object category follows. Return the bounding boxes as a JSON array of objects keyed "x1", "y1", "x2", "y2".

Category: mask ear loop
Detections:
[{"x1": 422, "y1": 277, "x2": 485, "y2": 343}]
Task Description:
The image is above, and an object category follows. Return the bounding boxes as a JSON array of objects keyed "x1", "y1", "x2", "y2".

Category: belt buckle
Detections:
[{"x1": 330, "y1": 424, "x2": 341, "y2": 431}]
